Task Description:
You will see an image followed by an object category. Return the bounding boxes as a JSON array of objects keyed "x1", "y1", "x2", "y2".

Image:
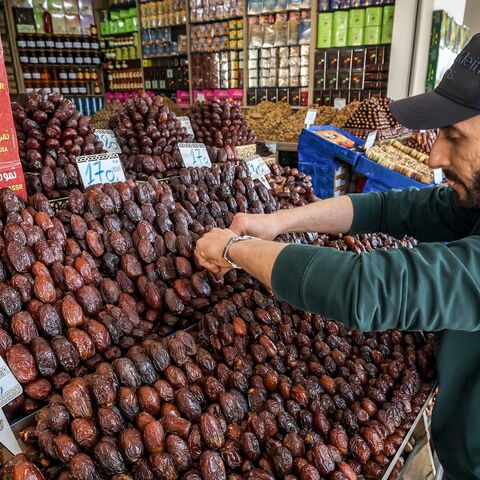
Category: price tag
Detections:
[
  {"x1": 258, "y1": 176, "x2": 270, "y2": 189},
  {"x1": 433, "y1": 168, "x2": 443, "y2": 184},
  {"x1": 166, "y1": 69, "x2": 173, "y2": 79},
  {"x1": 334, "y1": 98, "x2": 347, "y2": 109},
  {"x1": 76, "y1": 153, "x2": 126, "y2": 188},
  {"x1": 0, "y1": 409, "x2": 21, "y2": 455},
  {"x1": 246, "y1": 155, "x2": 271, "y2": 180},
  {"x1": 365, "y1": 131, "x2": 377, "y2": 149},
  {"x1": 265, "y1": 142, "x2": 277, "y2": 154},
  {"x1": 0, "y1": 356, "x2": 22, "y2": 409},
  {"x1": 178, "y1": 143, "x2": 212, "y2": 168},
  {"x1": 304, "y1": 108, "x2": 317, "y2": 127},
  {"x1": 178, "y1": 116, "x2": 194, "y2": 137},
  {"x1": 95, "y1": 129, "x2": 122, "y2": 154},
  {"x1": 197, "y1": 92, "x2": 205, "y2": 102},
  {"x1": 159, "y1": 80, "x2": 166, "y2": 89}
]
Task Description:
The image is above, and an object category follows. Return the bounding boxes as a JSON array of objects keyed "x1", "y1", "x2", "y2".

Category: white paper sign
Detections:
[
  {"x1": 246, "y1": 155, "x2": 271, "y2": 180},
  {"x1": 159, "y1": 80, "x2": 166, "y2": 89},
  {"x1": 258, "y1": 176, "x2": 270, "y2": 189},
  {"x1": 0, "y1": 409, "x2": 21, "y2": 454},
  {"x1": 178, "y1": 116, "x2": 194, "y2": 137},
  {"x1": 433, "y1": 168, "x2": 443, "y2": 184},
  {"x1": 334, "y1": 98, "x2": 347, "y2": 109},
  {"x1": 265, "y1": 142, "x2": 277, "y2": 154},
  {"x1": 95, "y1": 129, "x2": 122, "y2": 154},
  {"x1": 304, "y1": 108, "x2": 317, "y2": 126},
  {"x1": 365, "y1": 131, "x2": 377, "y2": 149},
  {"x1": 167, "y1": 69, "x2": 173, "y2": 79},
  {"x1": 0, "y1": 357, "x2": 22, "y2": 409},
  {"x1": 76, "y1": 153, "x2": 126, "y2": 188},
  {"x1": 178, "y1": 143, "x2": 212, "y2": 168},
  {"x1": 197, "y1": 92, "x2": 205, "y2": 102}
]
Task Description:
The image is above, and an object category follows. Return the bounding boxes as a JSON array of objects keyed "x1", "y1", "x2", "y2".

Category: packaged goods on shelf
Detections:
[
  {"x1": 366, "y1": 140, "x2": 434, "y2": 184},
  {"x1": 192, "y1": 51, "x2": 243, "y2": 90},
  {"x1": 100, "y1": 6, "x2": 138, "y2": 36},
  {"x1": 191, "y1": 19, "x2": 243, "y2": 52},
  {"x1": 190, "y1": 0, "x2": 244, "y2": 22},
  {"x1": 140, "y1": 0, "x2": 186, "y2": 28}
]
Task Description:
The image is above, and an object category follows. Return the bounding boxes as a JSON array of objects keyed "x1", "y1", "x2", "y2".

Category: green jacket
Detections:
[{"x1": 271, "y1": 186, "x2": 480, "y2": 480}]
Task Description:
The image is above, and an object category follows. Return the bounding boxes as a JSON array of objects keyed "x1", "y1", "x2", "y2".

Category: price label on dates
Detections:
[
  {"x1": 0, "y1": 357, "x2": 22, "y2": 409},
  {"x1": 178, "y1": 143, "x2": 212, "y2": 168},
  {"x1": 304, "y1": 108, "x2": 317, "y2": 127},
  {"x1": 95, "y1": 129, "x2": 122, "y2": 154},
  {"x1": 0, "y1": 409, "x2": 21, "y2": 454},
  {"x1": 178, "y1": 116, "x2": 194, "y2": 137},
  {"x1": 246, "y1": 155, "x2": 271, "y2": 189},
  {"x1": 334, "y1": 98, "x2": 347, "y2": 109},
  {"x1": 365, "y1": 131, "x2": 377, "y2": 150},
  {"x1": 76, "y1": 153, "x2": 126, "y2": 188}
]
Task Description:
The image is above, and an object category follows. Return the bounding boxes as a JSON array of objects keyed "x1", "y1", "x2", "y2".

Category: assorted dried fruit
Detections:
[{"x1": 12, "y1": 90, "x2": 104, "y2": 199}]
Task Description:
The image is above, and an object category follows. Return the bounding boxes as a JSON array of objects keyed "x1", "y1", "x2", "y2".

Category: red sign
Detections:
[{"x1": 0, "y1": 34, "x2": 26, "y2": 197}]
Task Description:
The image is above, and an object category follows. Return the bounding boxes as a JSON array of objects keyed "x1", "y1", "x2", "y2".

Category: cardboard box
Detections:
[
  {"x1": 348, "y1": 8, "x2": 365, "y2": 28},
  {"x1": 348, "y1": 27, "x2": 364, "y2": 46},
  {"x1": 317, "y1": 31, "x2": 331, "y2": 48},
  {"x1": 382, "y1": 5, "x2": 394, "y2": 27},
  {"x1": 364, "y1": 25, "x2": 381, "y2": 45},
  {"x1": 332, "y1": 28, "x2": 347, "y2": 47},
  {"x1": 332, "y1": 10, "x2": 348, "y2": 31},
  {"x1": 381, "y1": 23, "x2": 392, "y2": 44},
  {"x1": 318, "y1": 12, "x2": 333, "y2": 32},
  {"x1": 365, "y1": 6, "x2": 383, "y2": 26}
]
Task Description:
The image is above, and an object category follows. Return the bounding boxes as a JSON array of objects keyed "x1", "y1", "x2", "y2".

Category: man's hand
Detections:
[
  {"x1": 230, "y1": 213, "x2": 281, "y2": 240},
  {"x1": 194, "y1": 228, "x2": 236, "y2": 277}
]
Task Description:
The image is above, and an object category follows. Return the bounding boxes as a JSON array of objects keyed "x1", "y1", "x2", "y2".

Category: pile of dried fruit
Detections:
[
  {"x1": 109, "y1": 93, "x2": 193, "y2": 179},
  {"x1": 331, "y1": 102, "x2": 361, "y2": 129},
  {"x1": 187, "y1": 101, "x2": 256, "y2": 163},
  {"x1": 404, "y1": 130, "x2": 438, "y2": 155},
  {"x1": 91, "y1": 101, "x2": 122, "y2": 129},
  {"x1": 12, "y1": 91, "x2": 104, "y2": 199}
]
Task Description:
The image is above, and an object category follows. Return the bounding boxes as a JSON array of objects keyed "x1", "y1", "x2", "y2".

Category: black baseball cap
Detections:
[{"x1": 390, "y1": 33, "x2": 480, "y2": 129}]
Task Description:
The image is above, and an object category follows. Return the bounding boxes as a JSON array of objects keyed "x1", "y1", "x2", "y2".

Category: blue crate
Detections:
[
  {"x1": 362, "y1": 178, "x2": 392, "y2": 193},
  {"x1": 298, "y1": 125, "x2": 364, "y2": 167},
  {"x1": 355, "y1": 155, "x2": 435, "y2": 190}
]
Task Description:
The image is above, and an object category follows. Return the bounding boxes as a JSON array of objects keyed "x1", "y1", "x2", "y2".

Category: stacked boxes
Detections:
[
  {"x1": 191, "y1": 51, "x2": 243, "y2": 89},
  {"x1": 191, "y1": 20, "x2": 243, "y2": 52},
  {"x1": 317, "y1": 5, "x2": 393, "y2": 47}
]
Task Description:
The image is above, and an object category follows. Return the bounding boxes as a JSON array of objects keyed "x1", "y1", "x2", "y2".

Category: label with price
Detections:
[
  {"x1": 197, "y1": 92, "x2": 205, "y2": 102},
  {"x1": 433, "y1": 168, "x2": 443, "y2": 184},
  {"x1": 178, "y1": 143, "x2": 212, "y2": 168},
  {"x1": 246, "y1": 155, "x2": 271, "y2": 180},
  {"x1": 178, "y1": 116, "x2": 195, "y2": 137},
  {"x1": 334, "y1": 98, "x2": 347, "y2": 109},
  {"x1": 304, "y1": 109, "x2": 317, "y2": 127},
  {"x1": 76, "y1": 153, "x2": 126, "y2": 188},
  {"x1": 95, "y1": 129, "x2": 122, "y2": 154}
]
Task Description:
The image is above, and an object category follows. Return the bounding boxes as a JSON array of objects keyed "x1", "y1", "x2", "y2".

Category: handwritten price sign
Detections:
[
  {"x1": 178, "y1": 116, "x2": 195, "y2": 137},
  {"x1": 177, "y1": 143, "x2": 212, "y2": 168},
  {"x1": 246, "y1": 155, "x2": 270, "y2": 179},
  {"x1": 304, "y1": 108, "x2": 317, "y2": 127},
  {"x1": 76, "y1": 153, "x2": 126, "y2": 188},
  {"x1": 95, "y1": 129, "x2": 122, "y2": 154}
]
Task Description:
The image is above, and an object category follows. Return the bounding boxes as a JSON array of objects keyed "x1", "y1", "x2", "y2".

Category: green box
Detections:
[
  {"x1": 318, "y1": 12, "x2": 333, "y2": 31},
  {"x1": 317, "y1": 31, "x2": 332, "y2": 48},
  {"x1": 348, "y1": 9, "x2": 365, "y2": 29},
  {"x1": 382, "y1": 5, "x2": 394, "y2": 27},
  {"x1": 125, "y1": 16, "x2": 138, "y2": 32},
  {"x1": 365, "y1": 7, "x2": 383, "y2": 27},
  {"x1": 100, "y1": 21, "x2": 110, "y2": 36},
  {"x1": 364, "y1": 25, "x2": 381, "y2": 45},
  {"x1": 110, "y1": 10, "x2": 120, "y2": 20},
  {"x1": 381, "y1": 23, "x2": 393, "y2": 44},
  {"x1": 110, "y1": 20, "x2": 119, "y2": 34},
  {"x1": 119, "y1": 8, "x2": 130, "y2": 18},
  {"x1": 128, "y1": 7, "x2": 137, "y2": 18},
  {"x1": 332, "y1": 28, "x2": 347, "y2": 47},
  {"x1": 348, "y1": 27, "x2": 364, "y2": 46},
  {"x1": 333, "y1": 11, "x2": 348, "y2": 31}
]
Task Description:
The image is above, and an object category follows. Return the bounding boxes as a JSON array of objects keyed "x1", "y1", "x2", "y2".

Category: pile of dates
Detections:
[
  {"x1": 109, "y1": 93, "x2": 193, "y2": 179},
  {"x1": 187, "y1": 101, "x2": 256, "y2": 163},
  {"x1": 12, "y1": 90, "x2": 104, "y2": 199},
  {"x1": 15, "y1": 286, "x2": 434, "y2": 480}
]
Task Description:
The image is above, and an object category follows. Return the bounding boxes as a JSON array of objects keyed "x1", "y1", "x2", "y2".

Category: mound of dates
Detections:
[
  {"x1": 15, "y1": 283, "x2": 435, "y2": 480},
  {"x1": 187, "y1": 101, "x2": 256, "y2": 163},
  {"x1": 12, "y1": 90, "x2": 104, "y2": 199},
  {"x1": 109, "y1": 93, "x2": 192, "y2": 179}
]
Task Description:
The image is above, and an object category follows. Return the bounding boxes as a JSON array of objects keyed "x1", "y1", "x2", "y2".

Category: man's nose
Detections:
[{"x1": 428, "y1": 139, "x2": 451, "y2": 169}]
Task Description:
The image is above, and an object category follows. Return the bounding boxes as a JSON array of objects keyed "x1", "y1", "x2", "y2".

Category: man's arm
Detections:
[
  {"x1": 195, "y1": 230, "x2": 480, "y2": 332},
  {"x1": 231, "y1": 186, "x2": 479, "y2": 242}
]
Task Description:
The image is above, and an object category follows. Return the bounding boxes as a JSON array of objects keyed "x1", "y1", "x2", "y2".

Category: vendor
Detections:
[{"x1": 195, "y1": 34, "x2": 480, "y2": 480}]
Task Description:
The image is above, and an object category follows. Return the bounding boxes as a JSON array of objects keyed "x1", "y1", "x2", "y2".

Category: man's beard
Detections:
[{"x1": 443, "y1": 169, "x2": 480, "y2": 208}]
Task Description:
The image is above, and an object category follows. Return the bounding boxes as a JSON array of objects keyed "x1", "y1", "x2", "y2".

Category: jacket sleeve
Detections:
[
  {"x1": 349, "y1": 186, "x2": 480, "y2": 242},
  {"x1": 271, "y1": 239, "x2": 480, "y2": 332}
]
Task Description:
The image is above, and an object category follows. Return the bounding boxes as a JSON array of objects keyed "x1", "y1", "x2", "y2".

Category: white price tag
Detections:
[
  {"x1": 159, "y1": 80, "x2": 166, "y2": 89},
  {"x1": 334, "y1": 98, "x2": 347, "y2": 109},
  {"x1": 246, "y1": 155, "x2": 270, "y2": 180},
  {"x1": 0, "y1": 357, "x2": 22, "y2": 409},
  {"x1": 265, "y1": 142, "x2": 277, "y2": 154},
  {"x1": 76, "y1": 153, "x2": 126, "y2": 189},
  {"x1": 197, "y1": 92, "x2": 205, "y2": 102},
  {"x1": 259, "y1": 176, "x2": 270, "y2": 189},
  {"x1": 178, "y1": 143, "x2": 212, "y2": 168},
  {"x1": 365, "y1": 131, "x2": 377, "y2": 149},
  {"x1": 0, "y1": 409, "x2": 21, "y2": 454},
  {"x1": 178, "y1": 116, "x2": 194, "y2": 137},
  {"x1": 166, "y1": 69, "x2": 173, "y2": 79},
  {"x1": 95, "y1": 129, "x2": 122, "y2": 154},
  {"x1": 304, "y1": 108, "x2": 317, "y2": 127},
  {"x1": 433, "y1": 168, "x2": 443, "y2": 184}
]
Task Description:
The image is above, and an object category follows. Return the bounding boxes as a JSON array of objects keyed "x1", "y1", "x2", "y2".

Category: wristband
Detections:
[{"x1": 222, "y1": 235, "x2": 257, "y2": 269}]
